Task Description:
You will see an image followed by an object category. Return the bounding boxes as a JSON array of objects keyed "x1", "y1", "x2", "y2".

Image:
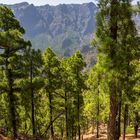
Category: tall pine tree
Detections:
[
  {"x1": 0, "y1": 6, "x2": 30, "y2": 138},
  {"x1": 94, "y1": 0, "x2": 140, "y2": 140}
]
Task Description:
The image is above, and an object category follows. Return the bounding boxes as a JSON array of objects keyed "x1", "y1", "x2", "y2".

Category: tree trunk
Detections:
[
  {"x1": 8, "y1": 71, "x2": 17, "y2": 139},
  {"x1": 30, "y1": 55, "x2": 36, "y2": 137},
  {"x1": 31, "y1": 90, "x2": 35, "y2": 136},
  {"x1": 72, "y1": 122, "x2": 74, "y2": 140},
  {"x1": 107, "y1": 86, "x2": 119, "y2": 140},
  {"x1": 108, "y1": 0, "x2": 119, "y2": 140},
  {"x1": 65, "y1": 91, "x2": 69, "y2": 139},
  {"x1": 123, "y1": 104, "x2": 128, "y2": 140},
  {"x1": 49, "y1": 91, "x2": 54, "y2": 140},
  {"x1": 76, "y1": 67, "x2": 81, "y2": 140},
  {"x1": 134, "y1": 125, "x2": 138, "y2": 138},
  {"x1": 77, "y1": 92, "x2": 80, "y2": 140},
  {"x1": 134, "y1": 111, "x2": 139, "y2": 138},
  {"x1": 44, "y1": 111, "x2": 64, "y2": 136},
  {"x1": 96, "y1": 86, "x2": 100, "y2": 138},
  {"x1": 118, "y1": 99, "x2": 121, "y2": 139},
  {"x1": 118, "y1": 85, "x2": 122, "y2": 139},
  {"x1": 6, "y1": 49, "x2": 17, "y2": 139}
]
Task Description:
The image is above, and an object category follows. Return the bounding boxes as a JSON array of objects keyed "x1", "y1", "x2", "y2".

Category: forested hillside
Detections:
[
  {"x1": 0, "y1": 0, "x2": 140, "y2": 140},
  {"x1": 7, "y1": 2, "x2": 97, "y2": 56}
]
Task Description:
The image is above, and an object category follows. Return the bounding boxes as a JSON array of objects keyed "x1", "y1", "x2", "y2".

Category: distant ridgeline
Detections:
[
  {"x1": 1, "y1": 2, "x2": 140, "y2": 68},
  {"x1": 6, "y1": 2, "x2": 97, "y2": 54}
]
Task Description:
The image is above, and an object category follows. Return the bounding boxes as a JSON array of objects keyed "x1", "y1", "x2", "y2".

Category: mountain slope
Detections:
[
  {"x1": 5, "y1": 2, "x2": 140, "y2": 69},
  {"x1": 8, "y1": 2, "x2": 97, "y2": 56}
]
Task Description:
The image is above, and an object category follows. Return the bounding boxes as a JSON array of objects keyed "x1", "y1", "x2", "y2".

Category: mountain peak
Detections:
[
  {"x1": 11, "y1": 2, "x2": 29, "y2": 6},
  {"x1": 9, "y1": 2, "x2": 29, "y2": 10}
]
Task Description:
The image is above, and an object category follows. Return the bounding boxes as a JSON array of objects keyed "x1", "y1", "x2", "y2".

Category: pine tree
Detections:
[
  {"x1": 20, "y1": 47, "x2": 43, "y2": 137},
  {"x1": 86, "y1": 60, "x2": 109, "y2": 138},
  {"x1": 94, "y1": 0, "x2": 140, "y2": 140},
  {"x1": 60, "y1": 58, "x2": 73, "y2": 139},
  {"x1": 0, "y1": 6, "x2": 30, "y2": 138},
  {"x1": 69, "y1": 51, "x2": 86, "y2": 140},
  {"x1": 41, "y1": 48, "x2": 60, "y2": 140}
]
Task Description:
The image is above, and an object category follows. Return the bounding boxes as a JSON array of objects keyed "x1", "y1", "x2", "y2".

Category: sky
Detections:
[{"x1": 0, "y1": 0, "x2": 139, "y2": 6}]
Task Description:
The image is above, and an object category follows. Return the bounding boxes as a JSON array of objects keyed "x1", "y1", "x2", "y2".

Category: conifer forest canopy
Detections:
[{"x1": 0, "y1": 0, "x2": 140, "y2": 140}]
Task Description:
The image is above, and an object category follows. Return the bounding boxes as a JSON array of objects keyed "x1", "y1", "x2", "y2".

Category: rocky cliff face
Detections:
[
  {"x1": 5, "y1": 2, "x2": 140, "y2": 69},
  {"x1": 9, "y1": 2, "x2": 97, "y2": 56}
]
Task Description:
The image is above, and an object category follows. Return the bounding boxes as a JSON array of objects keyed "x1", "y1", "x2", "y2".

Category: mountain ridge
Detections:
[
  {"x1": 6, "y1": 2, "x2": 97, "y2": 57},
  {"x1": 1, "y1": 2, "x2": 140, "y2": 69}
]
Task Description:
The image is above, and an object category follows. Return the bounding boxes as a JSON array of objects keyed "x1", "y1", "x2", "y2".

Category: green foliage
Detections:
[
  {"x1": 0, "y1": 5, "x2": 30, "y2": 137},
  {"x1": 92, "y1": 0, "x2": 140, "y2": 139},
  {"x1": 1, "y1": 2, "x2": 140, "y2": 140}
]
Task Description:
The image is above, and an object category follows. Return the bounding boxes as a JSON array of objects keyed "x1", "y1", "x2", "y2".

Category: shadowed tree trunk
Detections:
[
  {"x1": 123, "y1": 105, "x2": 128, "y2": 140},
  {"x1": 49, "y1": 91, "x2": 54, "y2": 140},
  {"x1": 118, "y1": 82, "x2": 122, "y2": 139},
  {"x1": 108, "y1": 82, "x2": 119, "y2": 140},
  {"x1": 30, "y1": 55, "x2": 36, "y2": 137},
  {"x1": 78, "y1": 92, "x2": 80, "y2": 140},
  {"x1": 108, "y1": 0, "x2": 119, "y2": 140},
  {"x1": 134, "y1": 111, "x2": 139, "y2": 138},
  {"x1": 6, "y1": 49, "x2": 17, "y2": 139},
  {"x1": 8, "y1": 69, "x2": 17, "y2": 139},
  {"x1": 96, "y1": 77, "x2": 100, "y2": 138},
  {"x1": 118, "y1": 98, "x2": 121, "y2": 139},
  {"x1": 65, "y1": 90, "x2": 69, "y2": 139}
]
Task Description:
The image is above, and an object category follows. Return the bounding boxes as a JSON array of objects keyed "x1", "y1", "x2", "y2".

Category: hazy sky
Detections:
[{"x1": 0, "y1": 0, "x2": 139, "y2": 6}]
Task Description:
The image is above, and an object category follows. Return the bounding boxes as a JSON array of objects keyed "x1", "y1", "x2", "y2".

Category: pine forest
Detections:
[{"x1": 0, "y1": 0, "x2": 140, "y2": 140}]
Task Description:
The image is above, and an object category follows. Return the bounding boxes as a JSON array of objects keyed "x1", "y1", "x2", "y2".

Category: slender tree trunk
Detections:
[
  {"x1": 96, "y1": 84, "x2": 100, "y2": 138},
  {"x1": 44, "y1": 111, "x2": 64, "y2": 136},
  {"x1": 78, "y1": 92, "x2": 80, "y2": 140},
  {"x1": 65, "y1": 91, "x2": 69, "y2": 139},
  {"x1": 24, "y1": 121, "x2": 27, "y2": 130},
  {"x1": 134, "y1": 125, "x2": 138, "y2": 138},
  {"x1": 96, "y1": 104, "x2": 99, "y2": 138},
  {"x1": 134, "y1": 111, "x2": 139, "y2": 138},
  {"x1": 6, "y1": 49, "x2": 17, "y2": 139},
  {"x1": 31, "y1": 91, "x2": 35, "y2": 136},
  {"x1": 49, "y1": 91, "x2": 54, "y2": 140},
  {"x1": 127, "y1": 115, "x2": 130, "y2": 126},
  {"x1": 72, "y1": 122, "x2": 74, "y2": 140},
  {"x1": 71, "y1": 115, "x2": 75, "y2": 140},
  {"x1": 118, "y1": 84, "x2": 122, "y2": 139},
  {"x1": 118, "y1": 98, "x2": 121, "y2": 139},
  {"x1": 60, "y1": 126, "x2": 64, "y2": 139},
  {"x1": 76, "y1": 67, "x2": 81, "y2": 140},
  {"x1": 5, "y1": 119, "x2": 8, "y2": 135},
  {"x1": 123, "y1": 104, "x2": 128, "y2": 140},
  {"x1": 75, "y1": 127, "x2": 77, "y2": 140},
  {"x1": 123, "y1": 52, "x2": 130, "y2": 140},
  {"x1": 30, "y1": 56, "x2": 36, "y2": 137}
]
